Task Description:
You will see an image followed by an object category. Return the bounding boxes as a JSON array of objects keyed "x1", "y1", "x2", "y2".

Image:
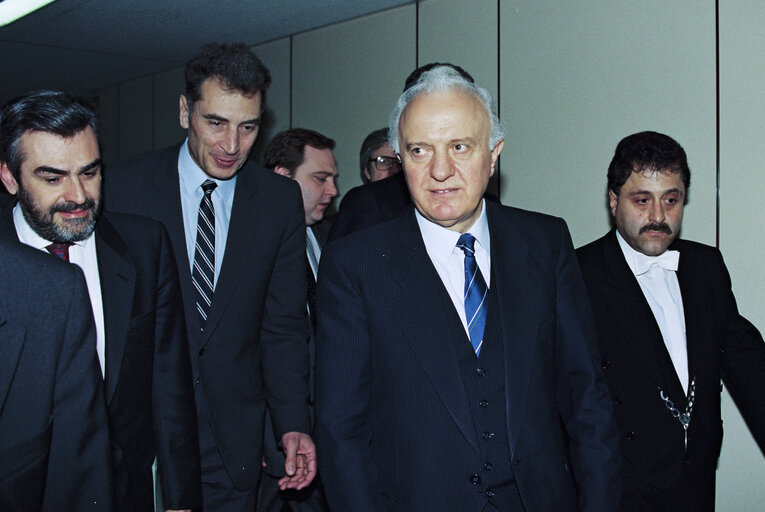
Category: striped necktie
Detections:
[
  {"x1": 456, "y1": 233, "x2": 488, "y2": 356},
  {"x1": 192, "y1": 179, "x2": 217, "y2": 331}
]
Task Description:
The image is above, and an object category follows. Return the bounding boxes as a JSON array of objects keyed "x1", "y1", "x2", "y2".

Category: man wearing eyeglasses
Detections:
[{"x1": 360, "y1": 128, "x2": 401, "y2": 184}]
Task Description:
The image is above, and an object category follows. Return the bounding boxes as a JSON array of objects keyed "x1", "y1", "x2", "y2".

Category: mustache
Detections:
[
  {"x1": 639, "y1": 222, "x2": 672, "y2": 235},
  {"x1": 51, "y1": 198, "x2": 96, "y2": 214}
]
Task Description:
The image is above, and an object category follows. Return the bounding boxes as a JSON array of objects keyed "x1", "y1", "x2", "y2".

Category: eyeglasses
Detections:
[{"x1": 368, "y1": 156, "x2": 401, "y2": 171}]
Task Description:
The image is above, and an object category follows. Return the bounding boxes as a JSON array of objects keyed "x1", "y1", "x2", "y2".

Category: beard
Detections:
[{"x1": 17, "y1": 186, "x2": 100, "y2": 243}]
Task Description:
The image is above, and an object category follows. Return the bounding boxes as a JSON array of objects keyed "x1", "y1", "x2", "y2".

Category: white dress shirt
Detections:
[
  {"x1": 416, "y1": 200, "x2": 491, "y2": 339},
  {"x1": 617, "y1": 231, "x2": 688, "y2": 393},
  {"x1": 178, "y1": 139, "x2": 236, "y2": 288},
  {"x1": 13, "y1": 204, "x2": 106, "y2": 376}
]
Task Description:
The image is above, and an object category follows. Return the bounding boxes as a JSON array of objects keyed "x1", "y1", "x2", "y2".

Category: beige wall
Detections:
[{"x1": 95, "y1": 2, "x2": 764, "y2": 508}]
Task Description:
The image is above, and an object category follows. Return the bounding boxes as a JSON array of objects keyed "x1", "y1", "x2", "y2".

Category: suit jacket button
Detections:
[
  {"x1": 195, "y1": 377, "x2": 200, "y2": 384},
  {"x1": 613, "y1": 395, "x2": 623, "y2": 405},
  {"x1": 484, "y1": 462, "x2": 494, "y2": 471},
  {"x1": 602, "y1": 360, "x2": 611, "y2": 370},
  {"x1": 626, "y1": 431, "x2": 636, "y2": 440},
  {"x1": 476, "y1": 367, "x2": 486, "y2": 377},
  {"x1": 479, "y1": 399, "x2": 489, "y2": 408},
  {"x1": 486, "y1": 489, "x2": 495, "y2": 498},
  {"x1": 470, "y1": 474, "x2": 481, "y2": 485},
  {"x1": 481, "y1": 431, "x2": 495, "y2": 440}
]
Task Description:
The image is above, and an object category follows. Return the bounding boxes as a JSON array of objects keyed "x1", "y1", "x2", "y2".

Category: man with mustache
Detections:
[
  {"x1": 0, "y1": 90, "x2": 201, "y2": 512},
  {"x1": 576, "y1": 131, "x2": 765, "y2": 511}
]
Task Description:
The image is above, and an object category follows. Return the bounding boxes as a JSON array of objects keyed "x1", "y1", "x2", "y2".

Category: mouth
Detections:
[
  {"x1": 430, "y1": 188, "x2": 458, "y2": 195},
  {"x1": 57, "y1": 209, "x2": 91, "y2": 220},
  {"x1": 639, "y1": 223, "x2": 672, "y2": 235},
  {"x1": 213, "y1": 156, "x2": 239, "y2": 168}
]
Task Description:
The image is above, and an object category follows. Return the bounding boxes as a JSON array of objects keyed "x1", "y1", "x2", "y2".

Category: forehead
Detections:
[
  {"x1": 300, "y1": 145, "x2": 337, "y2": 173},
  {"x1": 371, "y1": 143, "x2": 395, "y2": 158},
  {"x1": 399, "y1": 89, "x2": 489, "y2": 142},
  {"x1": 18, "y1": 127, "x2": 99, "y2": 168},
  {"x1": 196, "y1": 78, "x2": 262, "y2": 118},
  {"x1": 621, "y1": 169, "x2": 685, "y2": 194}
]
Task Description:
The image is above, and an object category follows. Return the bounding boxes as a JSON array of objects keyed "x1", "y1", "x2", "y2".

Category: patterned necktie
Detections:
[
  {"x1": 192, "y1": 179, "x2": 217, "y2": 331},
  {"x1": 456, "y1": 233, "x2": 488, "y2": 356},
  {"x1": 46, "y1": 242, "x2": 72, "y2": 261}
]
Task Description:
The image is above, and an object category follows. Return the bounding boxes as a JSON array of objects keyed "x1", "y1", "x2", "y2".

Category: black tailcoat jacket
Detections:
[
  {"x1": 577, "y1": 230, "x2": 765, "y2": 511},
  {"x1": 104, "y1": 145, "x2": 310, "y2": 491},
  {"x1": 316, "y1": 203, "x2": 623, "y2": 511}
]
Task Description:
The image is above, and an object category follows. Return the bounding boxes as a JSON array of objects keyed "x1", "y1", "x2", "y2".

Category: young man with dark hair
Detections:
[{"x1": 105, "y1": 43, "x2": 316, "y2": 511}]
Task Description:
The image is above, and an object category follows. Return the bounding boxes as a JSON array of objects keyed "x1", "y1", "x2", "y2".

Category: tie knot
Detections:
[
  {"x1": 201, "y1": 179, "x2": 217, "y2": 196},
  {"x1": 456, "y1": 233, "x2": 477, "y2": 255},
  {"x1": 46, "y1": 242, "x2": 72, "y2": 261}
]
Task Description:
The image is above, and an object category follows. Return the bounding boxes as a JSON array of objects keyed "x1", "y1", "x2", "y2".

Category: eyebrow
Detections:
[
  {"x1": 627, "y1": 187, "x2": 682, "y2": 196},
  {"x1": 201, "y1": 113, "x2": 261, "y2": 126},
  {"x1": 34, "y1": 158, "x2": 102, "y2": 175}
]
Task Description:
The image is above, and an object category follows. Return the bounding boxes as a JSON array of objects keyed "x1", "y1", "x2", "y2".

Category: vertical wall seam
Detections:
[
  {"x1": 496, "y1": 0, "x2": 501, "y2": 193},
  {"x1": 715, "y1": 0, "x2": 721, "y2": 249},
  {"x1": 289, "y1": 35, "x2": 294, "y2": 129},
  {"x1": 151, "y1": 73, "x2": 156, "y2": 150},
  {"x1": 415, "y1": 1, "x2": 419, "y2": 68}
]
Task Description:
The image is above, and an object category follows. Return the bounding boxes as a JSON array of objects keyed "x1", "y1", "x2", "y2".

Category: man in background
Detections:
[
  {"x1": 259, "y1": 127, "x2": 337, "y2": 511},
  {"x1": 359, "y1": 128, "x2": 400, "y2": 184},
  {"x1": 577, "y1": 131, "x2": 765, "y2": 511},
  {"x1": 105, "y1": 43, "x2": 316, "y2": 511}
]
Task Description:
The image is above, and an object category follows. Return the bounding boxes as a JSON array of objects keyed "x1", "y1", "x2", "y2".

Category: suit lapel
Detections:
[
  {"x1": 674, "y1": 240, "x2": 703, "y2": 390},
  {"x1": 388, "y1": 212, "x2": 479, "y2": 453},
  {"x1": 600, "y1": 231, "x2": 687, "y2": 402},
  {"x1": 199, "y1": 163, "x2": 260, "y2": 347},
  {"x1": 0, "y1": 311, "x2": 24, "y2": 415},
  {"x1": 95, "y1": 216, "x2": 137, "y2": 403},
  {"x1": 143, "y1": 147, "x2": 199, "y2": 349},
  {"x1": 485, "y1": 204, "x2": 547, "y2": 452}
]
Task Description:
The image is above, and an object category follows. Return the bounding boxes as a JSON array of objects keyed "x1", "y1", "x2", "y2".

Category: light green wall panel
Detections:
[
  {"x1": 717, "y1": 2, "x2": 765, "y2": 509},
  {"x1": 499, "y1": 1, "x2": 716, "y2": 249},
  {"x1": 118, "y1": 75, "x2": 154, "y2": 160},
  {"x1": 251, "y1": 37, "x2": 292, "y2": 165},
  {"x1": 292, "y1": 4, "x2": 416, "y2": 201},
  {"x1": 153, "y1": 66, "x2": 186, "y2": 149},
  {"x1": 418, "y1": 0, "x2": 500, "y2": 195}
]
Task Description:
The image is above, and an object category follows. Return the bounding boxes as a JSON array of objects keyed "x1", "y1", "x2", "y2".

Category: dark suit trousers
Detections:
[{"x1": 196, "y1": 385, "x2": 257, "y2": 512}]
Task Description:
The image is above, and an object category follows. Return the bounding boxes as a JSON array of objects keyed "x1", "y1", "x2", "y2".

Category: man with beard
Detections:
[
  {"x1": 576, "y1": 131, "x2": 765, "y2": 511},
  {"x1": 0, "y1": 90, "x2": 201, "y2": 512}
]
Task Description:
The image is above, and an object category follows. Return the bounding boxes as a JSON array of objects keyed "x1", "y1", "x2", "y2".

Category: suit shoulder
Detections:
[
  {"x1": 108, "y1": 145, "x2": 180, "y2": 174},
  {"x1": 0, "y1": 238, "x2": 83, "y2": 292}
]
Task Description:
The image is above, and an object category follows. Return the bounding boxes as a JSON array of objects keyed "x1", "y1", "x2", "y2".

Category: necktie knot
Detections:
[
  {"x1": 201, "y1": 179, "x2": 217, "y2": 196},
  {"x1": 46, "y1": 242, "x2": 72, "y2": 261},
  {"x1": 456, "y1": 233, "x2": 477, "y2": 255}
]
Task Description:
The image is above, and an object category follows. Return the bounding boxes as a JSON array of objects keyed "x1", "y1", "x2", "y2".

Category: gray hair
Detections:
[{"x1": 387, "y1": 65, "x2": 505, "y2": 153}]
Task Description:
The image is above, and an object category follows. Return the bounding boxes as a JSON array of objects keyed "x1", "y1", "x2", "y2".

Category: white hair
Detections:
[{"x1": 387, "y1": 65, "x2": 505, "y2": 153}]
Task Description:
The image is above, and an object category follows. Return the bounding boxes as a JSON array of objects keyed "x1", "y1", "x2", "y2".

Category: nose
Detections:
[
  {"x1": 326, "y1": 179, "x2": 337, "y2": 199},
  {"x1": 429, "y1": 150, "x2": 454, "y2": 182},
  {"x1": 64, "y1": 176, "x2": 87, "y2": 204},
  {"x1": 648, "y1": 199, "x2": 666, "y2": 224},
  {"x1": 220, "y1": 127, "x2": 240, "y2": 155}
]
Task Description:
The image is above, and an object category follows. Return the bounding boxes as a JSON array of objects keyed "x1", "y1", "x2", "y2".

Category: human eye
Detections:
[
  {"x1": 453, "y1": 143, "x2": 470, "y2": 153},
  {"x1": 208, "y1": 120, "x2": 223, "y2": 128},
  {"x1": 241, "y1": 124, "x2": 257, "y2": 133}
]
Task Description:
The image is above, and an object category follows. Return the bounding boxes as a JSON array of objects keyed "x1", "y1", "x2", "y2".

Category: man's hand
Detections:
[{"x1": 278, "y1": 431, "x2": 317, "y2": 491}]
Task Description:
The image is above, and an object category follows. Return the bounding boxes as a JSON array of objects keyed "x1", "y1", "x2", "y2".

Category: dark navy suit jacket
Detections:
[{"x1": 316, "y1": 202, "x2": 622, "y2": 511}]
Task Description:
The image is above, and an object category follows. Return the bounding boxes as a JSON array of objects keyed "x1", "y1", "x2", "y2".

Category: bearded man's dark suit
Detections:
[
  {"x1": 0, "y1": 207, "x2": 201, "y2": 511},
  {"x1": 316, "y1": 202, "x2": 622, "y2": 511},
  {"x1": 104, "y1": 145, "x2": 310, "y2": 496},
  {"x1": 0, "y1": 238, "x2": 112, "y2": 512},
  {"x1": 576, "y1": 230, "x2": 765, "y2": 511}
]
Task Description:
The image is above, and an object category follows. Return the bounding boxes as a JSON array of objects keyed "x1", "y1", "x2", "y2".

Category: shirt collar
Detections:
[
  {"x1": 415, "y1": 199, "x2": 490, "y2": 265},
  {"x1": 177, "y1": 138, "x2": 237, "y2": 197}
]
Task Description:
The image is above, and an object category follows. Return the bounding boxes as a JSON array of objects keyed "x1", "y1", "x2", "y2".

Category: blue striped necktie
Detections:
[
  {"x1": 456, "y1": 233, "x2": 488, "y2": 356},
  {"x1": 192, "y1": 179, "x2": 217, "y2": 332}
]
